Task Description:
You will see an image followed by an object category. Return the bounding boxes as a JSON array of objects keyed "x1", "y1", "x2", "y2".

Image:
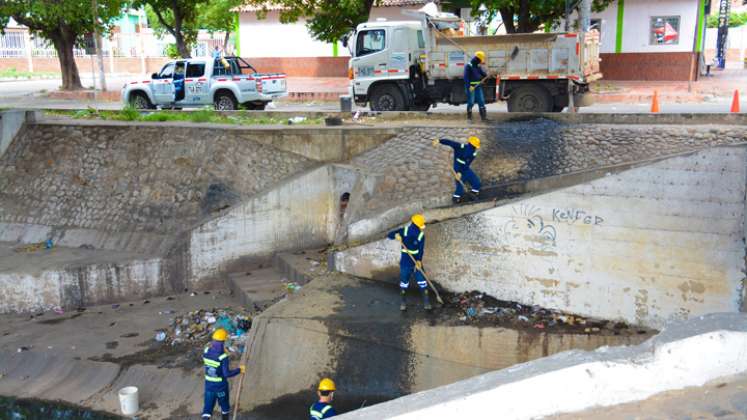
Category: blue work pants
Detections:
[
  {"x1": 466, "y1": 86, "x2": 486, "y2": 112},
  {"x1": 202, "y1": 389, "x2": 230, "y2": 418},
  {"x1": 399, "y1": 260, "x2": 427, "y2": 290},
  {"x1": 454, "y1": 167, "x2": 481, "y2": 198}
]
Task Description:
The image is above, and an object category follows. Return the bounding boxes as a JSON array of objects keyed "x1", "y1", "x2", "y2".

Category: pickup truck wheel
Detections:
[
  {"x1": 214, "y1": 92, "x2": 238, "y2": 111},
  {"x1": 129, "y1": 92, "x2": 152, "y2": 110},
  {"x1": 370, "y1": 85, "x2": 405, "y2": 111},
  {"x1": 507, "y1": 85, "x2": 552, "y2": 113}
]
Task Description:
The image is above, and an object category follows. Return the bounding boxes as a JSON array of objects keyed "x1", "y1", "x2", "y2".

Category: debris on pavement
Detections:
[
  {"x1": 154, "y1": 307, "x2": 254, "y2": 353},
  {"x1": 447, "y1": 291, "x2": 649, "y2": 335}
]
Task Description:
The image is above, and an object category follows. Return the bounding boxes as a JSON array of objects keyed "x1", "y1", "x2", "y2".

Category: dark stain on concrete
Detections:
[
  {"x1": 36, "y1": 312, "x2": 83, "y2": 324},
  {"x1": 239, "y1": 389, "x2": 390, "y2": 420},
  {"x1": 323, "y1": 278, "x2": 420, "y2": 410}
]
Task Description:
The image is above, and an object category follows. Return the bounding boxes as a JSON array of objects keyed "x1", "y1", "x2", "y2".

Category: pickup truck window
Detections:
[
  {"x1": 356, "y1": 29, "x2": 386, "y2": 57},
  {"x1": 417, "y1": 30, "x2": 425, "y2": 49},
  {"x1": 186, "y1": 63, "x2": 205, "y2": 78},
  {"x1": 158, "y1": 63, "x2": 175, "y2": 79}
]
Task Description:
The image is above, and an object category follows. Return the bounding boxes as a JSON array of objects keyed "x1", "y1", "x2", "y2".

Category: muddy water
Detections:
[{"x1": 0, "y1": 396, "x2": 122, "y2": 419}]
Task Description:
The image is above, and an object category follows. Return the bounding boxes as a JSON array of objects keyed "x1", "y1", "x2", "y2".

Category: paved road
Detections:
[{"x1": 0, "y1": 77, "x2": 740, "y2": 113}]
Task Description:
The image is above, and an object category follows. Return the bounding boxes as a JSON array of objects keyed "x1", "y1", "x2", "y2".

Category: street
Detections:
[{"x1": 0, "y1": 77, "x2": 739, "y2": 113}]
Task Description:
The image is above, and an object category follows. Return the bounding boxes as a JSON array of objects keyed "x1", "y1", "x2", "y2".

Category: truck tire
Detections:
[
  {"x1": 214, "y1": 91, "x2": 238, "y2": 111},
  {"x1": 370, "y1": 84, "x2": 405, "y2": 111},
  {"x1": 129, "y1": 91, "x2": 152, "y2": 110},
  {"x1": 507, "y1": 85, "x2": 552, "y2": 113}
]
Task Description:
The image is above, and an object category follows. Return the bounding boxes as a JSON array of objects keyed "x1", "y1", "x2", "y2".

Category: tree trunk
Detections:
[
  {"x1": 517, "y1": 0, "x2": 532, "y2": 32},
  {"x1": 172, "y1": 0, "x2": 191, "y2": 58},
  {"x1": 50, "y1": 29, "x2": 83, "y2": 90},
  {"x1": 223, "y1": 30, "x2": 231, "y2": 52},
  {"x1": 499, "y1": 8, "x2": 516, "y2": 33}
]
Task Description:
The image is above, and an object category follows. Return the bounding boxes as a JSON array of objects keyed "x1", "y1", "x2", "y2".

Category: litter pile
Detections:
[
  {"x1": 154, "y1": 307, "x2": 253, "y2": 353},
  {"x1": 449, "y1": 291, "x2": 650, "y2": 335}
]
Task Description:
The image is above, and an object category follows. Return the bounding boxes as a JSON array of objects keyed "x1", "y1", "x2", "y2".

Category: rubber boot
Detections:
[
  {"x1": 400, "y1": 290, "x2": 407, "y2": 311},
  {"x1": 467, "y1": 110, "x2": 473, "y2": 121},
  {"x1": 422, "y1": 289, "x2": 432, "y2": 311},
  {"x1": 479, "y1": 107, "x2": 487, "y2": 122},
  {"x1": 452, "y1": 196, "x2": 462, "y2": 204},
  {"x1": 222, "y1": 413, "x2": 230, "y2": 420}
]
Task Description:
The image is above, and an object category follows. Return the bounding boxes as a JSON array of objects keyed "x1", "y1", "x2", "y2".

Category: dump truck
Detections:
[{"x1": 346, "y1": 6, "x2": 601, "y2": 112}]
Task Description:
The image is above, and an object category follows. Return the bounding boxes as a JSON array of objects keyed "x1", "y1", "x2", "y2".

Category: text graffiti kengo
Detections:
[{"x1": 552, "y1": 208, "x2": 604, "y2": 225}]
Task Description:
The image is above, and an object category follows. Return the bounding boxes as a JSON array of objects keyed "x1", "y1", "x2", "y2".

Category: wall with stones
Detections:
[
  {"x1": 336, "y1": 147, "x2": 747, "y2": 329},
  {"x1": 347, "y1": 121, "x2": 747, "y2": 234},
  {"x1": 0, "y1": 122, "x2": 317, "y2": 252}
]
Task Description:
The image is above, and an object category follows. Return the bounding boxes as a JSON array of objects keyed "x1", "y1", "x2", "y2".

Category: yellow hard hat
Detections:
[
  {"x1": 475, "y1": 51, "x2": 486, "y2": 63},
  {"x1": 318, "y1": 378, "x2": 336, "y2": 392},
  {"x1": 411, "y1": 214, "x2": 426, "y2": 229},
  {"x1": 468, "y1": 136, "x2": 481, "y2": 148},
  {"x1": 212, "y1": 328, "x2": 228, "y2": 342}
]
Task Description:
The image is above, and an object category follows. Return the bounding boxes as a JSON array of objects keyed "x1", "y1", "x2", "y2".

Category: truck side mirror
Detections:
[{"x1": 151, "y1": 72, "x2": 159, "y2": 79}]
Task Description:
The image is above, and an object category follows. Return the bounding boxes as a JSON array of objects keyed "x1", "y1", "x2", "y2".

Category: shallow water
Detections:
[{"x1": 0, "y1": 397, "x2": 121, "y2": 420}]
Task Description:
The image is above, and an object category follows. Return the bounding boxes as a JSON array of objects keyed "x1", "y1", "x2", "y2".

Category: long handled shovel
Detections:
[
  {"x1": 231, "y1": 318, "x2": 263, "y2": 420},
  {"x1": 450, "y1": 168, "x2": 478, "y2": 201},
  {"x1": 397, "y1": 238, "x2": 444, "y2": 305}
]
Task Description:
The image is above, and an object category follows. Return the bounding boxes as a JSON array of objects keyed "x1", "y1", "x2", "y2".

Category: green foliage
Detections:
[
  {"x1": 707, "y1": 12, "x2": 747, "y2": 28},
  {"x1": 198, "y1": 0, "x2": 242, "y2": 36},
  {"x1": 134, "y1": 0, "x2": 211, "y2": 57},
  {"x1": 164, "y1": 43, "x2": 181, "y2": 59},
  {"x1": 0, "y1": 0, "x2": 125, "y2": 89},
  {"x1": 471, "y1": 0, "x2": 613, "y2": 33},
  {"x1": 245, "y1": 0, "x2": 375, "y2": 43},
  {"x1": 50, "y1": 108, "x2": 324, "y2": 126}
]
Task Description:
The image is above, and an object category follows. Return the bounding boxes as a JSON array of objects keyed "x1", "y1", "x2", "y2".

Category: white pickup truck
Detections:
[
  {"x1": 121, "y1": 57, "x2": 287, "y2": 110},
  {"x1": 346, "y1": 6, "x2": 601, "y2": 112}
]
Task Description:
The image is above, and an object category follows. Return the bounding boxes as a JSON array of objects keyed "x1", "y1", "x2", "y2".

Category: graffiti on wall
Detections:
[
  {"x1": 552, "y1": 208, "x2": 604, "y2": 226},
  {"x1": 498, "y1": 204, "x2": 558, "y2": 251}
]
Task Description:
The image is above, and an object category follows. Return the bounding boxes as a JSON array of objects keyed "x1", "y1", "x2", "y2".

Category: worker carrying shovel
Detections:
[
  {"x1": 387, "y1": 213, "x2": 431, "y2": 311},
  {"x1": 465, "y1": 51, "x2": 488, "y2": 122},
  {"x1": 434, "y1": 136, "x2": 482, "y2": 204},
  {"x1": 202, "y1": 328, "x2": 246, "y2": 420}
]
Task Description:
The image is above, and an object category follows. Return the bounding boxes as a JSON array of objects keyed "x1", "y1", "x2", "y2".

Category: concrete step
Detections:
[
  {"x1": 273, "y1": 250, "x2": 326, "y2": 286},
  {"x1": 226, "y1": 267, "x2": 287, "y2": 311}
]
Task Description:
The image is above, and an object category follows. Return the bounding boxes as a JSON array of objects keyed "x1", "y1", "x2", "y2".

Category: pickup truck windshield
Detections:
[
  {"x1": 158, "y1": 63, "x2": 174, "y2": 79},
  {"x1": 356, "y1": 29, "x2": 386, "y2": 57}
]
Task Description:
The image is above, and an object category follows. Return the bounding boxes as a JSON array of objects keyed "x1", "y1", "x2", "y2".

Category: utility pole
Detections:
[
  {"x1": 92, "y1": 0, "x2": 107, "y2": 91},
  {"x1": 579, "y1": 0, "x2": 592, "y2": 32},
  {"x1": 715, "y1": 0, "x2": 730, "y2": 69},
  {"x1": 564, "y1": 0, "x2": 571, "y2": 32}
]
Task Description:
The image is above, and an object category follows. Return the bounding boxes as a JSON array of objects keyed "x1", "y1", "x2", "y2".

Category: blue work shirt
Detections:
[
  {"x1": 203, "y1": 341, "x2": 241, "y2": 392},
  {"x1": 464, "y1": 56, "x2": 486, "y2": 89},
  {"x1": 387, "y1": 223, "x2": 425, "y2": 264},
  {"x1": 440, "y1": 138, "x2": 478, "y2": 171},
  {"x1": 309, "y1": 402, "x2": 336, "y2": 419}
]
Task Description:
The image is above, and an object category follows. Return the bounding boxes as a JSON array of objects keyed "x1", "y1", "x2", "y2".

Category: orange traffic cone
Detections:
[
  {"x1": 730, "y1": 90, "x2": 740, "y2": 113},
  {"x1": 650, "y1": 90, "x2": 660, "y2": 113}
]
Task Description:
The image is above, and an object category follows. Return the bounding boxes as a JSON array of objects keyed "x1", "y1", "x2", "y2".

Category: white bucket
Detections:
[{"x1": 118, "y1": 386, "x2": 139, "y2": 416}]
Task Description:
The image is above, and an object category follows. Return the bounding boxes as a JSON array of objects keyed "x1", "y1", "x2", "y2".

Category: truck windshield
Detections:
[
  {"x1": 356, "y1": 29, "x2": 386, "y2": 57},
  {"x1": 158, "y1": 63, "x2": 174, "y2": 79}
]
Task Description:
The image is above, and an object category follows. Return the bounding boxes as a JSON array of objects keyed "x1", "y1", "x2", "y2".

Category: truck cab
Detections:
[{"x1": 122, "y1": 57, "x2": 287, "y2": 111}]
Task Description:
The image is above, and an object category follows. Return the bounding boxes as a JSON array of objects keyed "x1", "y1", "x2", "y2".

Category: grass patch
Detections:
[
  {"x1": 0, "y1": 67, "x2": 59, "y2": 79},
  {"x1": 43, "y1": 107, "x2": 325, "y2": 126}
]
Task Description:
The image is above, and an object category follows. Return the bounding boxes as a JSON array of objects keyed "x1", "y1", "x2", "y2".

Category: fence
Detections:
[{"x1": 0, "y1": 27, "x2": 226, "y2": 61}]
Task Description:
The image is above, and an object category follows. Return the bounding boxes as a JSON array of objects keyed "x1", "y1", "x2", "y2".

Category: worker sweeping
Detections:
[
  {"x1": 309, "y1": 378, "x2": 337, "y2": 419},
  {"x1": 434, "y1": 136, "x2": 482, "y2": 203},
  {"x1": 387, "y1": 213, "x2": 431, "y2": 311},
  {"x1": 465, "y1": 51, "x2": 488, "y2": 122},
  {"x1": 202, "y1": 328, "x2": 246, "y2": 420}
]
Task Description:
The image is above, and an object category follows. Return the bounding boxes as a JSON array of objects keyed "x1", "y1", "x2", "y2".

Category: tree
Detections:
[
  {"x1": 198, "y1": 0, "x2": 242, "y2": 51},
  {"x1": 245, "y1": 0, "x2": 376, "y2": 43},
  {"x1": 470, "y1": 0, "x2": 613, "y2": 33},
  {"x1": 0, "y1": 0, "x2": 124, "y2": 90},
  {"x1": 707, "y1": 12, "x2": 747, "y2": 28},
  {"x1": 135, "y1": 0, "x2": 210, "y2": 58}
]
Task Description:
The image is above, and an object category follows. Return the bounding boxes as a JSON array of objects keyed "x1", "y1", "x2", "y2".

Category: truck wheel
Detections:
[
  {"x1": 507, "y1": 85, "x2": 552, "y2": 113},
  {"x1": 214, "y1": 91, "x2": 238, "y2": 111},
  {"x1": 129, "y1": 92, "x2": 152, "y2": 110},
  {"x1": 370, "y1": 85, "x2": 405, "y2": 111}
]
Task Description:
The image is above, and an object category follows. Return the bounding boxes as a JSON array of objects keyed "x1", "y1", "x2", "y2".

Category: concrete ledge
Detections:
[{"x1": 338, "y1": 313, "x2": 747, "y2": 420}]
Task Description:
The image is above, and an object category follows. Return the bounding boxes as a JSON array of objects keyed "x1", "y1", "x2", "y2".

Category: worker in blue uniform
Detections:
[
  {"x1": 202, "y1": 328, "x2": 245, "y2": 420},
  {"x1": 309, "y1": 378, "x2": 337, "y2": 419},
  {"x1": 387, "y1": 213, "x2": 431, "y2": 311},
  {"x1": 434, "y1": 136, "x2": 482, "y2": 203},
  {"x1": 464, "y1": 50, "x2": 488, "y2": 121}
]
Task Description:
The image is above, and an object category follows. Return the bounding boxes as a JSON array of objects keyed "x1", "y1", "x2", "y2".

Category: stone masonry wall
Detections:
[
  {"x1": 0, "y1": 123, "x2": 315, "y2": 239},
  {"x1": 350, "y1": 120, "x2": 747, "y2": 222}
]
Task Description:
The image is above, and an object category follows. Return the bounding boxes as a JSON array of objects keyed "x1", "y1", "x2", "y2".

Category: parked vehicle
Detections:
[
  {"x1": 122, "y1": 57, "x2": 287, "y2": 111},
  {"x1": 345, "y1": 6, "x2": 601, "y2": 112}
]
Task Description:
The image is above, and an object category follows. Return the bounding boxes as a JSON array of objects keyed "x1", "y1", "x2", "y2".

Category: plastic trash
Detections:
[
  {"x1": 53, "y1": 307, "x2": 64, "y2": 315},
  {"x1": 517, "y1": 315, "x2": 529, "y2": 322},
  {"x1": 155, "y1": 331, "x2": 167, "y2": 342},
  {"x1": 287, "y1": 116, "x2": 307, "y2": 125},
  {"x1": 118, "y1": 386, "x2": 139, "y2": 416},
  {"x1": 45, "y1": 239, "x2": 53, "y2": 249}
]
